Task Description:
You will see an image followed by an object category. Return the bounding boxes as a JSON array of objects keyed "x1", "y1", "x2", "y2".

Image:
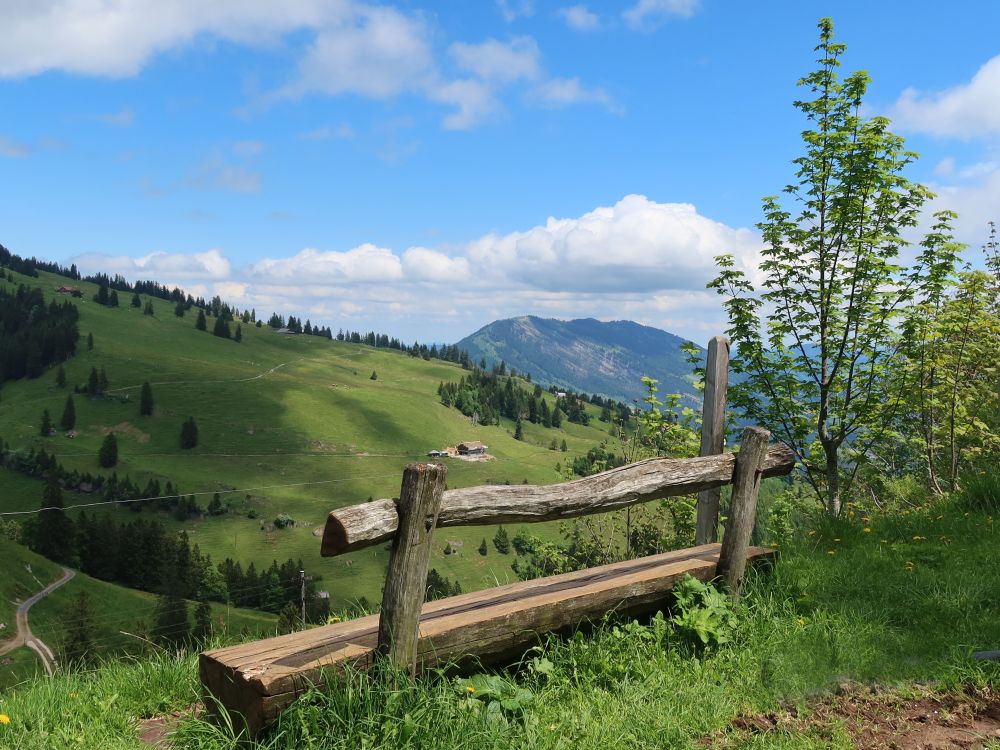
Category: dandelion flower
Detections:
[
  {"x1": 467, "y1": 686, "x2": 476, "y2": 693},
  {"x1": 807, "y1": 530, "x2": 816, "y2": 536},
  {"x1": 863, "y1": 527, "x2": 871, "y2": 533},
  {"x1": 833, "y1": 538, "x2": 841, "y2": 543},
  {"x1": 0, "y1": 714, "x2": 9, "y2": 725},
  {"x1": 826, "y1": 550, "x2": 836, "y2": 555},
  {"x1": 796, "y1": 617, "x2": 806, "y2": 626}
]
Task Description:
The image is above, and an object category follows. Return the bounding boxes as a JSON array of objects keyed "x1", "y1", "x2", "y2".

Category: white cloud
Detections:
[
  {"x1": 496, "y1": 0, "x2": 534, "y2": 22},
  {"x1": 73, "y1": 248, "x2": 232, "y2": 281},
  {"x1": 0, "y1": 135, "x2": 29, "y2": 158},
  {"x1": 890, "y1": 55, "x2": 1000, "y2": 138},
  {"x1": 558, "y1": 5, "x2": 599, "y2": 31},
  {"x1": 450, "y1": 37, "x2": 540, "y2": 83},
  {"x1": 530, "y1": 78, "x2": 616, "y2": 112},
  {"x1": 623, "y1": 0, "x2": 700, "y2": 30},
  {"x1": 68, "y1": 196, "x2": 756, "y2": 343}
]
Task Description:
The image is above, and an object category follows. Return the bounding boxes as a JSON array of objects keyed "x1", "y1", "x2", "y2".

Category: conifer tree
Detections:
[
  {"x1": 175, "y1": 300, "x2": 186, "y2": 317},
  {"x1": 63, "y1": 591, "x2": 96, "y2": 666},
  {"x1": 180, "y1": 417, "x2": 199, "y2": 449},
  {"x1": 493, "y1": 525, "x2": 510, "y2": 554},
  {"x1": 87, "y1": 332, "x2": 93, "y2": 350},
  {"x1": 60, "y1": 394, "x2": 76, "y2": 431},
  {"x1": 514, "y1": 419, "x2": 524, "y2": 441},
  {"x1": 131, "y1": 292, "x2": 142, "y2": 308},
  {"x1": 144, "y1": 300, "x2": 154, "y2": 316},
  {"x1": 109, "y1": 289, "x2": 119, "y2": 307},
  {"x1": 196, "y1": 309, "x2": 206, "y2": 330},
  {"x1": 99, "y1": 432, "x2": 118, "y2": 468},
  {"x1": 212, "y1": 316, "x2": 230, "y2": 339},
  {"x1": 34, "y1": 473, "x2": 75, "y2": 564},
  {"x1": 40, "y1": 409, "x2": 52, "y2": 437},
  {"x1": 370, "y1": 370, "x2": 378, "y2": 380},
  {"x1": 139, "y1": 382, "x2": 154, "y2": 416},
  {"x1": 478, "y1": 538, "x2": 488, "y2": 556},
  {"x1": 87, "y1": 366, "x2": 100, "y2": 396},
  {"x1": 234, "y1": 323, "x2": 242, "y2": 342},
  {"x1": 56, "y1": 365, "x2": 65, "y2": 388},
  {"x1": 193, "y1": 600, "x2": 213, "y2": 643},
  {"x1": 98, "y1": 367, "x2": 109, "y2": 393},
  {"x1": 561, "y1": 439, "x2": 568, "y2": 452}
]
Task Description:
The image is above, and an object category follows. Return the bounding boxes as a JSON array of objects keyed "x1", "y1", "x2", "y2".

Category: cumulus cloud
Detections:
[
  {"x1": 890, "y1": 55, "x2": 1000, "y2": 138},
  {"x1": 530, "y1": 77, "x2": 616, "y2": 111},
  {"x1": 558, "y1": 5, "x2": 599, "y2": 31},
  {"x1": 449, "y1": 37, "x2": 540, "y2": 83},
  {"x1": 0, "y1": 1, "x2": 611, "y2": 131},
  {"x1": 496, "y1": 0, "x2": 534, "y2": 22},
  {"x1": 73, "y1": 248, "x2": 232, "y2": 281},
  {"x1": 623, "y1": 0, "x2": 700, "y2": 30}
]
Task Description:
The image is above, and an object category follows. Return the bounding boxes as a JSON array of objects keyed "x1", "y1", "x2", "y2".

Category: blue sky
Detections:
[{"x1": 2, "y1": 0, "x2": 999, "y2": 344}]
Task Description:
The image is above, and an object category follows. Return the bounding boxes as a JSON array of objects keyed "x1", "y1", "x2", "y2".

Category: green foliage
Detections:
[
  {"x1": 273, "y1": 513, "x2": 295, "y2": 529},
  {"x1": 40, "y1": 409, "x2": 52, "y2": 437},
  {"x1": 180, "y1": 416, "x2": 198, "y2": 449},
  {"x1": 62, "y1": 591, "x2": 97, "y2": 666},
  {"x1": 139, "y1": 381, "x2": 154, "y2": 416},
  {"x1": 478, "y1": 537, "x2": 488, "y2": 556},
  {"x1": 195, "y1": 308, "x2": 206, "y2": 329},
  {"x1": 454, "y1": 673, "x2": 534, "y2": 724},
  {"x1": 669, "y1": 575, "x2": 736, "y2": 648},
  {"x1": 370, "y1": 370, "x2": 377, "y2": 380},
  {"x1": 959, "y1": 470, "x2": 1000, "y2": 513},
  {"x1": 98, "y1": 432, "x2": 118, "y2": 468},
  {"x1": 513, "y1": 419, "x2": 523, "y2": 441},
  {"x1": 709, "y1": 18, "x2": 935, "y2": 515},
  {"x1": 277, "y1": 601, "x2": 302, "y2": 634},
  {"x1": 492, "y1": 525, "x2": 510, "y2": 554}
]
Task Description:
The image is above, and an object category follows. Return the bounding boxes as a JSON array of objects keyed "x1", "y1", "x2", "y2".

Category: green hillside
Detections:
[
  {"x1": 0, "y1": 268, "x2": 618, "y2": 618},
  {"x1": 457, "y1": 315, "x2": 701, "y2": 406},
  {"x1": 0, "y1": 537, "x2": 276, "y2": 690}
]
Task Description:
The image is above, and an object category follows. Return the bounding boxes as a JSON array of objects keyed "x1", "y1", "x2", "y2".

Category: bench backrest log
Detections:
[{"x1": 322, "y1": 425, "x2": 793, "y2": 671}]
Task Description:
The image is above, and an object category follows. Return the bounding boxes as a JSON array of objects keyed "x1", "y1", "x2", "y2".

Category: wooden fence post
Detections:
[
  {"x1": 716, "y1": 426, "x2": 769, "y2": 599},
  {"x1": 376, "y1": 462, "x2": 447, "y2": 672},
  {"x1": 695, "y1": 335, "x2": 730, "y2": 544}
]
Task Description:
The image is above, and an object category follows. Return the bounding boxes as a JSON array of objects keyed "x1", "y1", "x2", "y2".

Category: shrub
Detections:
[
  {"x1": 960, "y1": 471, "x2": 1000, "y2": 512},
  {"x1": 274, "y1": 513, "x2": 295, "y2": 529}
]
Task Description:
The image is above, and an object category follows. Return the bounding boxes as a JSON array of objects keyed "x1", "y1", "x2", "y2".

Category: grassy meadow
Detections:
[
  {"x1": 0, "y1": 269, "x2": 617, "y2": 607},
  {"x1": 0, "y1": 491, "x2": 996, "y2": 748}
]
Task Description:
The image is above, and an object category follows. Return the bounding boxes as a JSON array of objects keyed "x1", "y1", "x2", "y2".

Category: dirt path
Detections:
[{"x1": 0, "y1": 568, "x2": 75, "y2": 675}]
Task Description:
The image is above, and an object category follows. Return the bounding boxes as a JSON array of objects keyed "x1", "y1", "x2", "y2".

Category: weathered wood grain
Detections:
[
  {"x1": 695, "y1": 335, "x2": 730, "y2": 545},
  {"x1": 716, "y1": 427, "x2": 770, "y2": 597},
  {"x1": 200, "y1": 544, "x2": 777, "y2": 735},
  {"x1": 377, "y1": 462, "x2": 446, "y2": 672},
  {"x1": 322, "y1": 444, "x2": 795, "y2": 556}
]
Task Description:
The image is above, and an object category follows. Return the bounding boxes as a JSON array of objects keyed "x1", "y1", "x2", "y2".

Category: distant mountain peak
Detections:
[{"x1": 456, "y1": 316, "x2": 699, "y2": 405}]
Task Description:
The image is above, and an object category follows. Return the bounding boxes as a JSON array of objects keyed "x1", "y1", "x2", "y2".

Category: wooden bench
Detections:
[{"x1": 200, "y1": 542, "x2": 777, "y2": 734}]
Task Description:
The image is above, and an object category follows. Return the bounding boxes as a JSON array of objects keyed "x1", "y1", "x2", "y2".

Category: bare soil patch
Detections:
[
  {"x1": 104, "y1": 422, "x2": 151, "y2": 444},
  {"x1": 707, "y1": 684, "x2": 1000, "y2": 749}
]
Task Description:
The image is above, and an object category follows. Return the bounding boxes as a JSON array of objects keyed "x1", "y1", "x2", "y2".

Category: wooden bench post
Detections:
[
  {"x1": 716, "y1": 426, "x2": 769, "y2": 599},
  {"x1": 376, "y1": 462, "x2": 447, "y2": 672},
  {"x1": 696, "y1": 335, "x2": 730, "y2": 544}
]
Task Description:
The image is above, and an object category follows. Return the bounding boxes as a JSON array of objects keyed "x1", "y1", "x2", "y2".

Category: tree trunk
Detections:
[{"x1": 824, "y1": 443, "x2": 841, "y2": 516}]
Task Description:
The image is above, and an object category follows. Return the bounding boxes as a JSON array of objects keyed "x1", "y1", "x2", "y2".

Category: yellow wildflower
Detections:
[
  {"x1": 467, "y1": 686, "x2": 476, "y2": 693},
  {"x1": 796, "y1": 617, "x2": 806, "y2": 626},
  {"x1": 863, "y1": 528, "x2": 871, "y2": 533},
  {"x1": 881, "y1": 539, "x2": 889, "y2": 544},
  {"x1": 807, "y1": 530, "x2": 816, "y2": 536},
  {"x1": 0, "y1": 714, "x2": 9, "y2": 726},
  {"x1": 912, "y1": 535, "x2": 924, "y2": 541},
  {"x1": 833, "y1": 538, "x2": 841, "y2": 543},
  {"x1": 769, "y1": 543, "x2": 780, "y2": 549},
  {"x1": 826, "y1": 550, "x2": 836, "y2": 555}
]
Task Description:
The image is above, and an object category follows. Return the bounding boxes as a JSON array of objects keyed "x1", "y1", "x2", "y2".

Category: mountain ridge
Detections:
[{"x1": 456, "y1": 315, "x2": 700, "y2": 405}]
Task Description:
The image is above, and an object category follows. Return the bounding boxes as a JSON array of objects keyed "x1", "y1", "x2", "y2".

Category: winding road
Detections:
[{"x1": 0, "y1": 568, "x2": 75, "y2": 675}]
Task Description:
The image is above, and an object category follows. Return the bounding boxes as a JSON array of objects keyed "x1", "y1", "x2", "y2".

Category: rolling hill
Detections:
[
  {"x1": 456, "y1": 316, "x2": 701, "y2": 405},
  {"x1": 0, "y1": 265, "x2": 621, "y2": 651}
]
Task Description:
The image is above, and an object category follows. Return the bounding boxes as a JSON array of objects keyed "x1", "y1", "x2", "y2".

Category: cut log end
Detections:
[{"x1": 320, "y1": 514, "x2": 349, "y2": 557}]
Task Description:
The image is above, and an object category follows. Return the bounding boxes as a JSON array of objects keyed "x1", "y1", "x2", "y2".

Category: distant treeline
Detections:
[
  {"x1": 0, "y1": 283, "x2": 79, "y2": 384},
  {"x1": 0, "y1": 242, "x2": 81, "y2": 279},
  {"x1": 437, "y1": 361, "x2": 636, "y2": 428}
]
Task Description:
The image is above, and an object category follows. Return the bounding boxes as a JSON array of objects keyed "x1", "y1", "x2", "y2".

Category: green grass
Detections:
[
  {"x1": 0, "y1": 268, "x2": 616, "y2": 611},
  {"x1": 0, "y1": 649, "x2": 43, "y2": 693},
  {"x1": 0, "y1": 497, "x2": 996, "y2": 749},
  {"x1": 0, "y1": 538, "x2": 63, "y2": 643}
]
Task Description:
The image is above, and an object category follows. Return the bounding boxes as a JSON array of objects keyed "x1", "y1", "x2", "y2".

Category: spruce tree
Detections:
[
  {"x1": 35, "y1": 473, "x2": 76, "y2": 564},
  {"x1": 56, "y1": 365, "x2": 66, "y2": 388},
  {"x1": 60, "y1": 394, "x2": 76, "y2": 431},
  {"x1": 175, "y1": 300, "x2": 186, "y2": 317},
  {"x1": 180, "y1": 417, "x2": 199, "y2": 449},
  {"x1": 193, "y1": 600, "x2": 213, "y2": 643},
  {"x1": 212, "y1": 316, "x2": 231, "y2": 339},
  {"x1": 196, "y1": 309, "x2": 206, "y2": 331},
  {"x1": 139, "y1": 382, "x2": 154, "y2": 416},
  {"x1": 40, "y1": 409, "x2": 52, "y2": 437},
  {"x1": 370, "y1": 370, "x2": 378, "y2": 380},
  {"x1": 234, "y1": 323, "x2": 242, "y2": 342},
  {"x1": 109, "y1": 289, "x2": 119, "y2": 307},
  {"x1": 153, "y1": 593, "x2": 190, "y2": 646},
  {"x1": 514, "y1": 419, "x2": 524, "y2": 441},
  {"x1": 63, "y1": 591, "x2": 96, "y2": 666},
  {"x1": 131, "y1": 292, "x2": 142, "y2": 308},
  {"x1": 99, "y1": 432, "x2": 118, "y2": 468},
  {"x1": 87, "y1": 366, "x2": 100, "y2": 396},
  {"x1": 561, "y1": 439, "x2": 568, "y2": 452},
  {"x1": 144, "y1": 300, "x2": 155, "y2": 316},
  {"x1": 478, "y1": 538, "x2": 488, "y2": 556},
  {"x1": 87, "y1": 332, "x2": 93, "y2": 350},
  {"x1": 98, "y1": 367, "x2": 109, "y2": 393},
  {"x1": 493, "y1": 526, "x2": 510, "y2": 554}
]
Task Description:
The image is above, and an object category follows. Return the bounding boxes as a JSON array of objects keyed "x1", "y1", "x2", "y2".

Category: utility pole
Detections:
[{"x1": 300, "y1": 568, "x2": 306, "y2": 629}]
